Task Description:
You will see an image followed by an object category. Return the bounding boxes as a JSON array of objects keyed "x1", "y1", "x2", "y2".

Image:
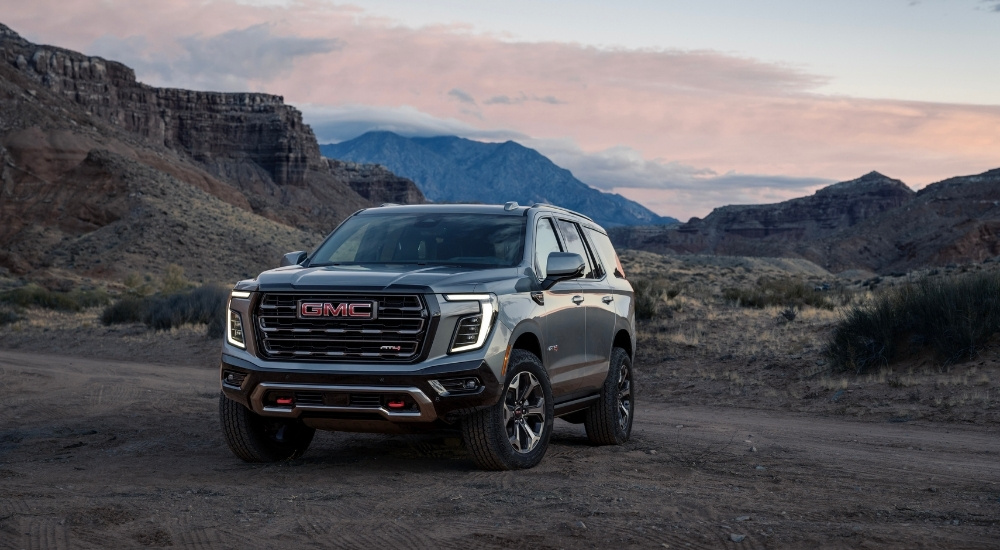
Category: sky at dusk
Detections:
[{"x1": 3, "y1": 0, "x2": 999, "y2": 220}]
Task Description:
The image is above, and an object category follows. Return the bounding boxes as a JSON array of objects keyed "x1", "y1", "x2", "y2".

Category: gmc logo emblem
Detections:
[{"x1": 298, "y1": 301, "x2": 376, "y2": 319}]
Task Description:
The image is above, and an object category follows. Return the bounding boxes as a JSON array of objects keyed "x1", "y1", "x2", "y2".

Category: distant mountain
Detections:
[
  {"x1": 610, "y1": 170, "x2": 1000, "y2": 273},
  {"x1": 321, "y1": 132, "x2": 678, "y2": 228}
]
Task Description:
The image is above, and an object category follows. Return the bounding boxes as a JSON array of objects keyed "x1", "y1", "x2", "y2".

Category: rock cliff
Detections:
[
  {"x1": 0, "y1": 22, "x2": 423, "y2": 283},
  {"x1": 612, "y1": 172, "x2": 913, "y2": 257},
  {"x1": 612, "y1": 170, "x2": 1000, "y2": 273}
]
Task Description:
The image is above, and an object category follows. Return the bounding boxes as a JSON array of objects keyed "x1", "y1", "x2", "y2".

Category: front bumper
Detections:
[{"x1": 220, "y1": 353, "x2": 502, "y2": 431}]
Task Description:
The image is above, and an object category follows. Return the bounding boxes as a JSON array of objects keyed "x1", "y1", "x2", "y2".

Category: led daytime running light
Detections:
[
  {"x1": 227, "y1": 310, "x2": 246, "y2": 349},
  {"x1": 444, "y1": 294, "x2": 496, "y2": 353}
]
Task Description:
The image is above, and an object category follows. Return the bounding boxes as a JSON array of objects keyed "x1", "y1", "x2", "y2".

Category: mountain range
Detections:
[
  {"x1": 2, "y1": 19, "x2": 997, "y2": 287},
  {"x1": 321, "y1": 132, "x2": 678, "y2": 228},
  {"x1": 611, "y1": 170, "x2": 1000, "y2": 273}
]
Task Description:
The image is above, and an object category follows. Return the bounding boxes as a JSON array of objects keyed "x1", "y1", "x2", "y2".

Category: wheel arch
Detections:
[
  {"x1": 511, "y1": 331, "x2": 542, "y2": 362},
  {"x1": 507, "y1": 319, "x2": 544, "y2": 366},
  {"x1": 613, "y1": 328, "x2": 633, "y2": 360}
]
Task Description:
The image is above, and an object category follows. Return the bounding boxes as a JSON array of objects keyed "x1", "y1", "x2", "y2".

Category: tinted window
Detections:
[
  {"x1": 311, "y1": 213, "x2": 526, "y2": 267},
  {"x1": 534, "y1": 218, "x2": 562, "y2": 279},
  {"x1": 556, "y1": 220, "x2": 596, "y2": 278},
  {"x1": 585, "y1": 228, "x2": 625, "y2": 279}
]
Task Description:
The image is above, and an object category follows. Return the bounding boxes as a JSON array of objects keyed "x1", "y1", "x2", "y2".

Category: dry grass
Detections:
[{"x1": 625, "y1": 250, "x2": 1000, "y2": 425}]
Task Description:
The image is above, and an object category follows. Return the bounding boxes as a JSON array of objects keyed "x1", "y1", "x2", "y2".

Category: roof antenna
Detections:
[{"x1": 504, "y1": 201, "x2": 519, "y2": 211}]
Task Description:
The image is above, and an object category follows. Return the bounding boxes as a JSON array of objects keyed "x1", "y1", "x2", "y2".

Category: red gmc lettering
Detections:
[
  {"x1": 324, "y1": 303, "x2": 348, "y2": 316},
  {"x1": 299, "y1": 302, "x2": 372, "y2": 318},
  {"x1": 300, "y1": 302, "x2": 323, "y2": 317}
]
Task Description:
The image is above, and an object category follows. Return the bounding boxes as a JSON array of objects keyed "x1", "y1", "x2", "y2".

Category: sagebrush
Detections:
[
  {"x1": 826, "y1": 271, "x2": 1000, "y2": 373},
  {"x1": 0, "y1": 284, "x2": 110, "y2": 311},
  {"x1": 723, "y1": 277, "x2": 832, "y2": 310},
  {"x1": 102, "y1": 284, "x2": 229, "y2": 338}
]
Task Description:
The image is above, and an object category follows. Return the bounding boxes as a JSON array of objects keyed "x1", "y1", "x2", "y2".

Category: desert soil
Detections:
[{"x1": 1, "y1": 347, "x2": 998, "y2": 549}]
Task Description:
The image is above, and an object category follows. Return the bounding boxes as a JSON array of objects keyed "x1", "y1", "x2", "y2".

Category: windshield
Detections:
[{"x1": 310, "y1": 213, "x2": 526, "y2": 268}]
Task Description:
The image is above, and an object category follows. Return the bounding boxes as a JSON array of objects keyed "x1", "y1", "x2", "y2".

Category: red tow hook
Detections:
[
  {"x1": 387, "y1": 399, "x2": 406, "y2": 409},
  {"x1": 275, "y1": 397, "x2": 294, "y2": 405}
]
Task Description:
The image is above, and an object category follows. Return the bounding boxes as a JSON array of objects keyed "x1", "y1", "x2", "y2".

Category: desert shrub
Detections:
[
  {"x1": 160, "y1": 264, "x2": 193, "y2": 295},
  {"x1": 779, "y1": 306, "x2": 798, "y2": 323},
  {"x1": 100, "y1": 296, "x2": 146, "y2": 325},
  {"x1": 0, "y1": 284, "x2": 110, "y2": 311},
  {"x1": 632, "y1": 278, "x2": 664, "y2": 320},
  {"x1": 101, "y1": 284, "x2": 228, "y2": 338},
  {"x1": 826, "y1": 270, "x2": 1000, "y2": 373},
  {"x1": 0, "y1": 305, "x2": 22, "y2": 325},
  {"x1": 122, "y1": 272, "x2": 156, "y2": 297},
  {"x1": 723, "y1": 277, "x2": 832, "y2": 310}
]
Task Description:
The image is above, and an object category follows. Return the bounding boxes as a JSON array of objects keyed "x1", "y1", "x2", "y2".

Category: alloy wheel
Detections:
[
  {"x1": 617, "y1": 363, "x2": 632, "y2": 432},
  {"x1": 503, "y1": 371, "x2": 546, "y2": 453}
]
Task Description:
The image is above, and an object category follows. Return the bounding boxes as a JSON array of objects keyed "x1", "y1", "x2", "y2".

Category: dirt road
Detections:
[{"x1": 1, "y1": 350, "x2": 998, "y2": 549}]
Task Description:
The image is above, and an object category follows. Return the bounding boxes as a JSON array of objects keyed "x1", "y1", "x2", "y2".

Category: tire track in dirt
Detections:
[
  {"x1": 328, "y1": 520, "x2": 444, "y2": 550},
  {"x1": 18, "y1": 517, "x2": 68, "y2": 550},
  {"x1": 83, "y1": 378, "x2": 141, "y2": 412},
  {"x1": 2, "y1": 350, "x2": 1000, "y2": 548},
  {"x1": 168, "y1": 517, "x2": 253, "y2": 550}
]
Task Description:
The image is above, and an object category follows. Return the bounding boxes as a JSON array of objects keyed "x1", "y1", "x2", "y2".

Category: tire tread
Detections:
[
  {"x1": 461, "y1": 350, "x2": 553, "y2": 470},
  {"x1": 218, "y1": 393, "x2": 314, "y2": 462},
  {"x1": 584, "y1": 347, "x2": 633, "y2": 445}
]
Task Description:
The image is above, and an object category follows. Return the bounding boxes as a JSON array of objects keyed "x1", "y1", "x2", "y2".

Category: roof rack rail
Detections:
[
  {"x1": 379, "y1": 203, "x2": 402, "y2": 207},
  {"x1": 530, "y1": 203, "x2": 593, "y2": 222}
]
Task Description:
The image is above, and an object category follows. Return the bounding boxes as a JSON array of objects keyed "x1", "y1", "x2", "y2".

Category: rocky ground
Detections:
[{"x1": 1, "y1": 252, "x2": 999, "y2": 548}]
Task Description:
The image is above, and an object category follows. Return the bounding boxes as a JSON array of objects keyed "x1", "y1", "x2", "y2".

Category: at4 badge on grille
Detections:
[{"x1": 297, "y1": 300, "x2": 377, "y2": 320}]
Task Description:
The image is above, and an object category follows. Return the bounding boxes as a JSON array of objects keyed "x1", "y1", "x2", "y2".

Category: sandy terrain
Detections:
[{"x1": 1, "y1": 349, "x2": 998, "y2": 549}]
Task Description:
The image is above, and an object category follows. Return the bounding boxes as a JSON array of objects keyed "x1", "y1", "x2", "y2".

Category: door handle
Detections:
[
  {"x1": 602, "y1": 295, "x2": 614, "y2": 304},
  {"x1": 572, "y1": 295, "x2": 584, "y2": 305}
]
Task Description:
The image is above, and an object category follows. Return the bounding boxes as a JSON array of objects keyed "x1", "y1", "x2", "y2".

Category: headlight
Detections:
[
  {"x1": 227, "y1": 290, "x2": 251, "y2": 348},
  {"x1": 227, "y1": 310, "x2": 246, "y2": 348},
  {"x1": 444, "y1": 294, "x2": 497, "y2": 353}
]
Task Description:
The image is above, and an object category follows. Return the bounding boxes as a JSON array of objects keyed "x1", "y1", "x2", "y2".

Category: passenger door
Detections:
[
  {"x1": 533, "y1": 217, "x2": 586, "y2": 397},
  {"x1": 556, "y1": 219, "x2": 616, "y2": 394}
]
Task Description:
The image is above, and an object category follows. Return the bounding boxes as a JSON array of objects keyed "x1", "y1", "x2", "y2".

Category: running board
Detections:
[{"x1": 553, "y1": 394, "x2": 600, "y2": 416}]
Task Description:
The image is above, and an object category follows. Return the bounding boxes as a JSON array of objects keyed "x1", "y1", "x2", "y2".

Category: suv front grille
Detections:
[{"x1": 254, "y1": 293, "x2": 429, "y2": 362}]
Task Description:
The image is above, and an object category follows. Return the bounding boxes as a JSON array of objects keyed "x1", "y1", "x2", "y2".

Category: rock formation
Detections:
[
  {"x1": 612, "y1": 170, "x2": 1000, "y2": 273},
  {"x1": 612, "y1": 172, "x2": 913, "y2": 256},
  {"x1": 0, "y1": 22, "x2": 423, "y2": 283}
]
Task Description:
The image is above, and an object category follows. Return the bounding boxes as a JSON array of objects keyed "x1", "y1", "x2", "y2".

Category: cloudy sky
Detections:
[{"x1": 4, "y1": 0, "x2": 999, "y2": 220}]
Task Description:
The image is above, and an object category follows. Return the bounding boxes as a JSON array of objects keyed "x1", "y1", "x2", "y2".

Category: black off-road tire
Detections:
[
  {"x1": 219, "y1": 393, "x2": 316, "y2": 462},
  {"x1": 584, "y1": 347, "x2": 634, "y2": 445},
  {"x1": 462, "y1": 350, "x2": 554, "y2": 470}
]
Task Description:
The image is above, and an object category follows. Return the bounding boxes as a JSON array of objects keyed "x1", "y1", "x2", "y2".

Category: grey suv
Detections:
[{"x1": 219, "y1": 202, "x2": 636, "y2": 470}]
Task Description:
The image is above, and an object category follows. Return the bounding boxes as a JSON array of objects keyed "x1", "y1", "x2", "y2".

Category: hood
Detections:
[{"x1": 252, "y1": 264, "x2": 521, "y2": 294}]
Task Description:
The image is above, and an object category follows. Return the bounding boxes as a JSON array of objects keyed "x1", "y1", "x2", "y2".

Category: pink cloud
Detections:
[{"x1": 3, "y1": 0, "x2": 999, "y2": 219}]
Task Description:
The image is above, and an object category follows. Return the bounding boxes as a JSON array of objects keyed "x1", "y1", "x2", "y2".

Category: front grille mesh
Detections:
[{"x1": 255, "y1": 293, "x2": 428, "y2": 362}]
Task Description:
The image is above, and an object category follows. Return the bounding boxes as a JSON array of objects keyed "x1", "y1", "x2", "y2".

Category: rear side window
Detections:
[
  {"x1": 585, "y1": 228, "x2": 626, "y2": 279},
  {"x1": 556, "y1": 220, "x2": 596, "y2": 279},
  {"x1": 534, "y1": 218, "x2": 562, "y2": 279}
]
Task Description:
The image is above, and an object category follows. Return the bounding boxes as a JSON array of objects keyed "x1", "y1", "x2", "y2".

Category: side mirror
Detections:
[
  {"x1": 280, "y1": 251, "x2": 308, "y2": 267},
  {"x1": 542, "y1": 252, "x2": 585, "y2": 290}
]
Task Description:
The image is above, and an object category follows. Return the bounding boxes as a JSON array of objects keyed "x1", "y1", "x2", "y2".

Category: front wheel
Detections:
[
  {"x1": 584, "y1": 347, "x2": 634, "y2": 445},
  {"x1": 219, "y1": 393, "x2": 316, "y2": 462},
  {"x1": 462, "y1": 350, "x2": 554, "y2": 470}
]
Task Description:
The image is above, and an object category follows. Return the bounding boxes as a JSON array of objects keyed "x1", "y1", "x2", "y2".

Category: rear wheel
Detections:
[
  {"x1": 219, "y1": 393, "x2": 315, "y2": 462},
  {"x1": 584, "y1": 347, "x2": 634, "y2": 445},
  {"x1": 462, "y1": 350, "x2": 554, "y2": 470}
]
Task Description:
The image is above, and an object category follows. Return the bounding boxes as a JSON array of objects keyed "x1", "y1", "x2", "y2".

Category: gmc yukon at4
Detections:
[{"x1": 219, "y1": 202, "x2": 636, "y2": 470}]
